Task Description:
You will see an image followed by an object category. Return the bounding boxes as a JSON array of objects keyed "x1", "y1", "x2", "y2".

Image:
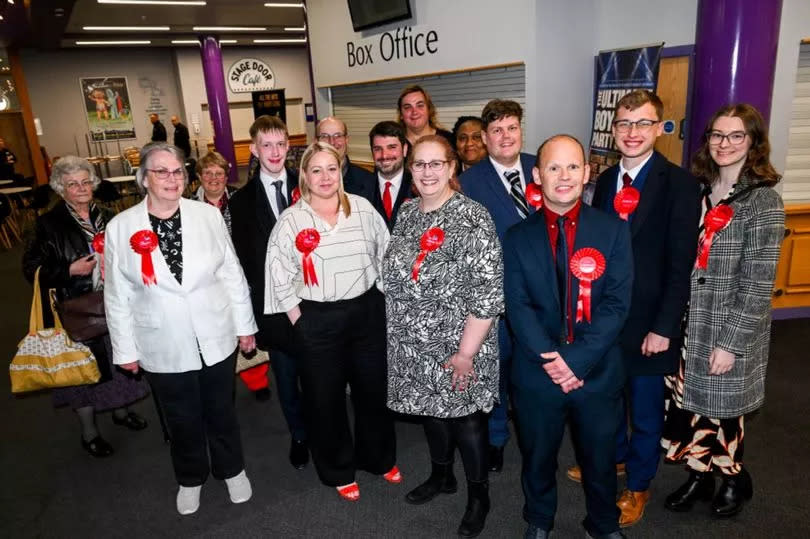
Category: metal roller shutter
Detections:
[{"x1": 784, "y1": 43, "x2": 810, "y2": 203}]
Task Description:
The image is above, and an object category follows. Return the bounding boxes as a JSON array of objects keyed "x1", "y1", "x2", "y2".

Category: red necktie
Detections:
[
  {"x1": 383, "y1": 181, "x2": 393, "y2": 219},
  {"x1": 622, "y1": 172, "x2": 633, "y2": 187}
]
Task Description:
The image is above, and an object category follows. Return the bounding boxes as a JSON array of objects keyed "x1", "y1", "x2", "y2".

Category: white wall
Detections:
[{"x1": 593, "y1": 0, "x2": 698, "y2": 51}]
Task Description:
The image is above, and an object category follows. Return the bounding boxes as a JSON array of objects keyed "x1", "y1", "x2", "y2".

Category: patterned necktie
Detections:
[
  {"x1": 622, "y1": 172, "x2": 633, "y2": 187},
  {"x1": 383, "y1": 181, "x2": 393, "y2": 219},
  {"x1": 505, "y1": 170, "x2": 529, "y2": 219},
  {"x1": 555, "y1": 215, "x2": 569, "y2": 341},
  {"x1": 273, "y1": 180, "x2": 287, "y2": 215}
]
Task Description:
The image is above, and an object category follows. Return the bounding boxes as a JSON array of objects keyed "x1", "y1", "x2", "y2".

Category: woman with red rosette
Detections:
[
  {"x1": 661, "y1": 104, "x2": 785, "y2": 518},
  {"x1": 264, "y1": 141, "x2": 396, "y2": 501},
  {"x1": 383, "y1": 135, "x2": 504, "y2": 538},
  {"x1": 103, "y1": 142, "x2": 258, "y2": 516},
  {"x1": 23, "y1": 155, "x2": 150, "y2": 459}
]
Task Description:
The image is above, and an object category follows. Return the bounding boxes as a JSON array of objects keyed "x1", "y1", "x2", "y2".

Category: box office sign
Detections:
[{"x1": 228, "y1": 58, "x2": 276, "y2": 94}]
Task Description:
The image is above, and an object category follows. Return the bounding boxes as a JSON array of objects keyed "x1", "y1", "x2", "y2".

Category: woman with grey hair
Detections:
[
  {"x1": 23, "y1": 155, "x2": 150, "y2": 459},
  {"x1": 104, "y1": 142, "x2": 258, "y2": 515}
]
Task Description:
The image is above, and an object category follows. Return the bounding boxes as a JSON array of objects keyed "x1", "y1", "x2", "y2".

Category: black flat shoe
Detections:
[
  {"x1": 712, "y1": 468, "x2": 753, "y2": 518},
  {"x1": 289, "y1": 439, "x2": 309, "y2": 470},
  {"x1": 82, "y1": 436, "x2": 114, "y2": 458},
  {"x1": 112, "y1": 412, "x2": 148, "y2": 431},
  {"x1": 665, "y1": 469, "x2": 715, "y2": 512}
]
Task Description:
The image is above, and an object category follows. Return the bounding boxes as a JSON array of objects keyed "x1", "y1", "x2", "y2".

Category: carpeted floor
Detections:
[{"x1": 1, "y1": 241, "x2": 808, "y2": 538}]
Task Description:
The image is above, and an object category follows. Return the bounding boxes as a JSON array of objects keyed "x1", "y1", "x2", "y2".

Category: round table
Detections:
[
  {"x1": 0, "y1": 186, "x2": 32, "y2": 195},
  {"x1": 106, "y1": 175, "x2": 136, "y2": 183},
  {"x1": 0, "y1": 179, "x2": 13, "y2": 186}
]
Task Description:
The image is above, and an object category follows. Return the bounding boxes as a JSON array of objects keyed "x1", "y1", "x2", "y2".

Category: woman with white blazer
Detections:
[{"x1": 104, "y1": 142, "x2": 258, "y2": 516}]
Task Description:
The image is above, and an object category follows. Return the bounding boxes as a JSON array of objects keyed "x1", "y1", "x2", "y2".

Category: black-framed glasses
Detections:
[
  {"x1": 412, "y1": 160, "x2": 449, "y2": 172},
  {"x1": 147, "y1": 168, "x2": 185, "y2": 180},
  {"x1": 612, "y1": 119, "x2": 659, "y2": 132},
  {"x1": 317, "y1": 133, "x2": 346, "y2": 143},
  {"x1": 707, "y1": 131, "x2": 747, "y2": 146}
]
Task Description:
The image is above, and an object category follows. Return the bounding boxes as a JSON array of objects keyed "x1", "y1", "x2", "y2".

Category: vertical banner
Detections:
[
  {"x1": 79, "y1": 76, "x2": 136, "y2": 141},
  {"x1": 587, "y1": 44, "x2": 663, "y2": 182},
  {"x1": 252, "y1": 89, "x2": 286, "y2": 123}
]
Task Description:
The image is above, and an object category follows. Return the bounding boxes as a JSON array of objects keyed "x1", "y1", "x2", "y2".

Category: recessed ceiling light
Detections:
[
  {"x1": 219, "y1": 40, "x2": 237, "y2": 44},
  {"x1": 253, "y1": 38, "x2": 307, "y2": 43},
  {"x1": 264, "y1": 3, "x2": 304, "y2": 7},
  {"x1": 76, "y1": 40, "x2": 152, "y2": 45},
  {"x1": 83, "y1": 26, "x2": 171, "y2": 31},
  {"x1": 284, "y1": 26, "x2": 306, "y2": 31},
  {"x1": 193, "y1": 26, "x2": 266, "y2": 31},
  {"x1": 171, "y1": 40, "x2": 199, "y2": 44},
  {"x1": 97, "y1": 1, "x2": 206, "y2": 5}
]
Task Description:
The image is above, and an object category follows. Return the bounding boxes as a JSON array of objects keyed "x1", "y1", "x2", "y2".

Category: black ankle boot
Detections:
[
  {"x1": 405, "y1": 461, "x2": 457, "y2": 505},
  {"x1": 665, "y1": 469, "x2": 715, "y2": 512},
  {"x1": 712, "y1": 467, "x2": 753, "y2": 518},
  {"x1": 457, "y1": 480, "x2": 490, "y2": 538}
]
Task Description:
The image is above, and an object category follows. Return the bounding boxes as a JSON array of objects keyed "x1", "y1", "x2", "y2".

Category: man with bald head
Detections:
[
  {"x1": 150, "y1": 113, "x2": 167, "y2": 143},
  {"x1": 315, "y1": 116, "x2": 373, "y2": 195},
  {"x1": 504, "y1": 135, "x2": 632, "y2": 539},
  {"x1": 171, "y1": 115, "x2": 192, "y2": 159}
]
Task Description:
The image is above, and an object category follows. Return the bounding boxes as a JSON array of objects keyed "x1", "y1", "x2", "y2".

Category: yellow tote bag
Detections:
[{"x1": 9, "y1": 268, "x2": 101, "y2": 394}]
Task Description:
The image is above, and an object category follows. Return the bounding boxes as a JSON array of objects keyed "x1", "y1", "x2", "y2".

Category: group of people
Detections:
[
  {"x1": 22, "y1": 84, "x2": 784, "y2": 539},
  {"x1": 150, "y1": 113, "x2": 192, "y2": 158}
]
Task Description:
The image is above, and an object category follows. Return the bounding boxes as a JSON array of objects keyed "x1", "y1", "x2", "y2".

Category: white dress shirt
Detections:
[
  {"x1": 259, "y1": 168, "x2": 289, "y2": 219},
  {"x1": 489, "y1": 156, "x2": 526, "y2": 194},
  {"x1": 378, "y1": 168, "x2": 404, "y2": 200},
  {"x1": 616, "y1": 152, "x2": 654, "y2": 191}
]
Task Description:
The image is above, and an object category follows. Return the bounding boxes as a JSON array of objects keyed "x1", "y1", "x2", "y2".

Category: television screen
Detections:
[{"x1": 347, "y1": 0, "x2": 412, "y2": 32}]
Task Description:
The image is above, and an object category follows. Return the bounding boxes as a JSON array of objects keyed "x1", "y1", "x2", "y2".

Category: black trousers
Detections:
[
  {"x1": 424, "y1": 411, "x2": 489, "y2": 482},
  {"x1": 145, "y1": 351, "x2": 245, "y2": 487},
  {"x1": 296, "y1": 288, "x2": 396, "y2": 486}
]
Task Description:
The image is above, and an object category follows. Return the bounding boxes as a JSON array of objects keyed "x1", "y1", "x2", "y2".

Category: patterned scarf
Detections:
[{"x1": 65, "y1": 201, "x2": 106, "y2": 242}]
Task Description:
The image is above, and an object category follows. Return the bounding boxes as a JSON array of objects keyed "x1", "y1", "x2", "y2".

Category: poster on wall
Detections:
[
  {"x1": 252, "y1": 89, "x2": 286, "y2": 123},
  {"x1": 587, "y1": 44, "x2": 663, "y2": 183},
  {"x1": 79, "y1": 76, "x2": 136, "y2": 141}
]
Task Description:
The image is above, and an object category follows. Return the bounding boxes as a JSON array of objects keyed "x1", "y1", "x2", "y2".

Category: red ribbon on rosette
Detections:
[
  {"x1": 525, "y1": 182, "x2": 543, "y2": 209},
  {"x1": 695, "y1": 205, "x2": 734, "y2": 269},
  {"x1": 295, "y1": 228, "x2": 320, "y2": 286},
  {"x1": 412, "y1": 227, "x2": 445, "y2": 281},
  {"x1": 130, "y1": 230, "x2": 159, "y2": 286},
  {"x1": 291, "y1": 186, "x2": 301, "y2": 205},
  {"x1": 569, "y1": 247, "x2": 606, "y2": 323},
  {"x1": 92, "y1": 232, "x2": 106, "y2": 280},
  {"x1": 613, "y1": 186, "x2": 640, "y2": 221}
]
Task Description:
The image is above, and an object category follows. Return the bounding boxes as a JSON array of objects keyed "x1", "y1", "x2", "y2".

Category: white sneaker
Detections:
[
  {"x1": 176, "y1": 485, "x2": 201, "y2": 515},
  {"x1": 225, "y1": 470, "x2": 252, "y2": 504}
]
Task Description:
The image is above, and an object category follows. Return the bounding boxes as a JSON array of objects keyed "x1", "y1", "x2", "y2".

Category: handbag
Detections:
[
  {"x1": 9, "y1": 268, "x2": 101, "y2": 394},
  {"x1": 235, "y1": 348, "x2": 270, "y2": 374},
  {"x1": 53, "y1": 289, "x2": 108, "y2": 342}
]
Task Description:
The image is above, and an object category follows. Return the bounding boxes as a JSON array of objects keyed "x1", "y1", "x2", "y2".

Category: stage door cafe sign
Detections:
[{"x1": 228, "y1": 58, "x2": 276, "y2": 94}]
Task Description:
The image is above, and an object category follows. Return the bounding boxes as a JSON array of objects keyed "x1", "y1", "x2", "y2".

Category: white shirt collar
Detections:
[
  {"x1": 618, "y1": 151, "x2": 654, "y2": 184},
  {"x1": 259, "y1": 168, "x2": 288, "y2": 218},
  {"x1": 378, "y1": 168, "x2": 404, "y2": 198},
  {"x1": 489, "y1": 155, "x2": 525, "y2": 194}
]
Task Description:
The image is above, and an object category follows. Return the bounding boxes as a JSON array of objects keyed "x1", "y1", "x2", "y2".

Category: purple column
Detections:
[
  {"x1": 199, "y1": 36, "x2": 239, "y2": 184},
  {"x1": 688, "y1": 0, "x2": 783, "y2": 159}
]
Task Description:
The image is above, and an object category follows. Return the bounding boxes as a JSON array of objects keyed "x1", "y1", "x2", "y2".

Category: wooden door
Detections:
[
  {"x1": 655, "y1": 56, "x2": 689, "y2": 166},
  {"x1": 0, "y1": 111, "x2": 34, "y2": 178}
]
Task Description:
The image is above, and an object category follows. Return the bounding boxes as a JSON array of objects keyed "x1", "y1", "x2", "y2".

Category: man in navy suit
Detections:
[
  {"x1": 315, "y1": 116, "x2": 374, "y2": 196},
  {"x1": 505, "y1": 135, "x2": 632, "y2": 539},
  {"x1": 568, "y1": 91, "x2": 700, "y2": 527},
  {"x1": 345, "y1": 121, "x2": 411, "y2": 231},
  {"x1": 460, "y1": 99, "x2": 536, "y2": 472}
]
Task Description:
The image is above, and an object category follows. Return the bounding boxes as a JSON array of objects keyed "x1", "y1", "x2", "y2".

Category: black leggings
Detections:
[{"x1": 423, "y1": 411, "x2": 488, "y2": 482}]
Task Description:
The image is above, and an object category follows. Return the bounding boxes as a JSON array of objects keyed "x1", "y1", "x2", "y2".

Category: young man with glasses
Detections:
[
  {"x1": 574, "y1": 90, "x2": 701, "y2": 528},
  {"x1": 315, "y1": 116, "x2": 373, "y2": 198}
]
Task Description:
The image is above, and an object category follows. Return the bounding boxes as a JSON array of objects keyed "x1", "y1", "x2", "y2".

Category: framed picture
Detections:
[{"x1": 79, "y1": 76, "x2": 136, "y2": 142}]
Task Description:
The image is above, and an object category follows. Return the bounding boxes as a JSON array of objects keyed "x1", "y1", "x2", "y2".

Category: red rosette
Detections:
[
  {"x1": 569, "y1": 247, "x2": 606, "y2": 323},
  {"x1": 129, "y1": 230, "x2": 159, "y2": 286},
  {"x1": 295, "y1": 228, "x2": 320, "y2": 286},
  {"x1": 613, "y1": 186, "x2": 640, "y2": 221},
  {"x1": 525, "y1": 182, "x2": 543, "y2": 209},
  {"x1": 92, "y1": 232, "x2": 106, "y2": 281},
  {"x1": 695, "y1": 205, "x2": 734, "y2": 269},
  {"x1": 291, "y1": 186, "x2": 301, "y2": 205},
  {"x1": 412, "y1": 227, "x2": 445, "y2": 281}
]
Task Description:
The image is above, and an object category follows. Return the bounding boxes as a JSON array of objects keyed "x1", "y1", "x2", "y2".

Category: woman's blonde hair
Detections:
[{"x1": 298, "y1": 141, "x2": 351, "y2": 217}]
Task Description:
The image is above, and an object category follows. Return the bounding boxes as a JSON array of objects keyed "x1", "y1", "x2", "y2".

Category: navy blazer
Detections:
[
  {"x1": 459, "y1": 153, "x2": 537, "y2": 242},
  {"x1": 347, "y1": 168, "x2": 413, "y2": 232},
  {"x1": 504, "y1": 203, "x2": 633, "y2": 395},
  {"x1": 592, "y1": 152, "x2": 701, "y2": 375}
]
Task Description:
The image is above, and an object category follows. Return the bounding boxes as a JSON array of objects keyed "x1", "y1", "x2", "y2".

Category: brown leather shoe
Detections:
[
  {"x1": 617, "y1": 489, "x2": 651, "y2": 528},
  {"x1": 566, "y1": 463, "x2": 626, "y2": 483}
]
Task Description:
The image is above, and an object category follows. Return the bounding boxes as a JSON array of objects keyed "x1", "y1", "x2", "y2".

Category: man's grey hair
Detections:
[
  {"x1": 49, "y1": 155, "x2": 101, "y2": 197},
  {"x1": 135, "y1": 142, "x2": 188, "y2": 192}
]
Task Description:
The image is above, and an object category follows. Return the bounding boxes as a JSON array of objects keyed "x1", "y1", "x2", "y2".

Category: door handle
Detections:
[{"x1": 679, "y1": 119, "x2": 685, "y2": 140}]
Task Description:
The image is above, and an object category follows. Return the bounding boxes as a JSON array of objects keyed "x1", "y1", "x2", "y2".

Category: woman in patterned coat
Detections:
[
  {"x1": 661, "y1": 104, "x2": 785, "y2": 518},
  {"x1": 384, "y1": 135, "x2": 504, "y2": 538}
]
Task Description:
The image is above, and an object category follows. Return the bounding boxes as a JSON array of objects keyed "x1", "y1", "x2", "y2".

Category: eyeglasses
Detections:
[
  {"x1": 412, "y1": 160, "x2": 449, "y2": 172},
  {"x1": 202, "y1": 170, "x2": 226, "y2": 179},
  {"x1": 612, "y1": 119, "x2": 659, "y2": 133},
  {"x1": 147, "y1": 168, "x2": 185, "y2": 180},
  {"x1": 317, "y1": 133, "x2": 346, "y2": 143},
  {"x1": 707, "y1": 131, "x2": 747, "y2": 146},
  {"x1": 65, "y1": 179, "x2": 94, "y2": 190}
]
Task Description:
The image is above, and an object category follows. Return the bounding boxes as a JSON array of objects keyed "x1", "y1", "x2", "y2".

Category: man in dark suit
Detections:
[
  {"x1": 505, "y1": 135, "x2": 632, "y2": 539},
  {"x1": 348, "y1": 121, "x2": 411, "y2": 231},
  {"x1": 570, "y1": 91, "x2": 700, "y2": 527},
  {"x1": 229, "y1": 115, "x2": 309, "y2": 470},
  {"x1": 149, "y1": 113, "x2": 167, "y2": 142},
  {"x1": 315, "y1": 116, "x2": 373, "y2": 196},
  {"x1": 171, "y1": 115, "x2": 192, "y2": 159},
  {"x1": 460, "y1": 99, "x2": 536, "y2": 472}
]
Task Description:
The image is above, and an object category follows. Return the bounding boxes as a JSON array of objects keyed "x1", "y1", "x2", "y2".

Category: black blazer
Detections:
[
  {"x1": 229, "y1": 167, "x2": 299, "y2": 354},
  {"x1": 342, "y1": 160, "x2": 374, "y2": 199},
  {"x1": 592, "y1": 151, "x2": 701, "y2": 375},
  {"x1": 349, "y1": 168, "x2": 413, "y2": 232}
]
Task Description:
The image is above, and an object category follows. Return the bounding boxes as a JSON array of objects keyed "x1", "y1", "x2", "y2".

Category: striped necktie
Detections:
[{"x1": 505, "y1": 169, "x2": 529, "y2": 219}]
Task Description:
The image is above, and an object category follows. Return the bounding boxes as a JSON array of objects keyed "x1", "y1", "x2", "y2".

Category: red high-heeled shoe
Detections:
[
  {"x1": 383, "y1": 465, "x2": 402, "y2": 484},
  {"x1": 337, "y1": 482, "x2": 360, "y2": 501}
]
